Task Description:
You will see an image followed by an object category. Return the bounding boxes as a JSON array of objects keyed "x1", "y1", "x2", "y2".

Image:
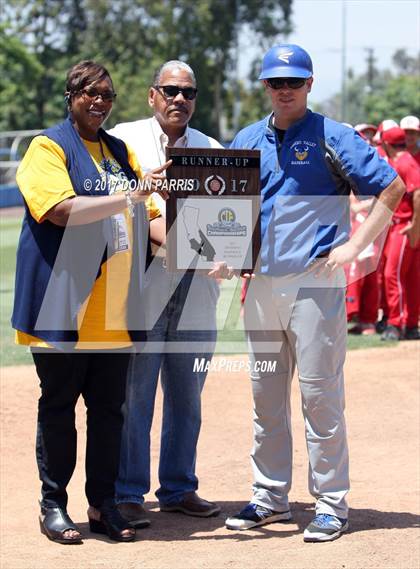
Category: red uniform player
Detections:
[
  {"x1": 373, "y1": 119, "x2": 398, "y2": 158},
  {"x1": 400, "y1": 115, "x2": 420, "y2": 167},
  {"x1": 380, "y1": 127, "x2": 420, "y2": 341},
  {"x1": 346, "y1": 196, "x2": 380, "y2": 334},
  {"x1": 354, "y1": 123, "x2": 377, "y2": 145},
  {"x1": 347, "y1": 123, "x2": 380, "y2": 334}
]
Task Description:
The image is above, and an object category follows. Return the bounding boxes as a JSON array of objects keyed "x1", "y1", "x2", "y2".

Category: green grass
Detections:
[
  {"x1": 346, "y1": 333, "x2": 389, "y2": 350},
  {"x1": 0, "y1": 214, "x2": 394, "y2": 365},
  {"x1": 214, "y1": 279, "x2": 392, "y2": 353},
  {"x1": 0, "y1": 217, "x2": 32, "y2": 366},
  {"x1": 215, "y1": 278, "x2": 247, "y2": 353}
]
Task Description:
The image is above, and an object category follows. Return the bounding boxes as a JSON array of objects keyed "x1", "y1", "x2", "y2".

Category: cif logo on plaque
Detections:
[
  {"x1": 207, "y1": 208, "x2": 247, "y2": 237},
  {"x1": 219, "y1": 208, "x2": 235, "y2": 223}
]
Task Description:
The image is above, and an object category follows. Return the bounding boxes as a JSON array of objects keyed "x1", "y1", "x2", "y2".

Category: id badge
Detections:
[{"x1": 112, "y1": 213, "x2": 130, "y2": 253}]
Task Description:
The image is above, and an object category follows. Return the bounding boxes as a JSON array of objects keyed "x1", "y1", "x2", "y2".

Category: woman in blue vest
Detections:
[{"x1": 12, "y1": 60, "x2": 169, "y2": 543}]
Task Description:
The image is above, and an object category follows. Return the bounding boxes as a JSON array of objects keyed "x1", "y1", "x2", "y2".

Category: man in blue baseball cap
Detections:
[
  {"x1": 225, "y1": 44, "x2": 405, "y2": 541},
  {"x1": 258, "y1": 43, "x2": 314, "y2": 131}
]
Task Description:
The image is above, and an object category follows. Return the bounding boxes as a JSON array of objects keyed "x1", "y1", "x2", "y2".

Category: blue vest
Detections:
[{"x1": 12, "y1": 117, "x2": 149, "y2": 348}]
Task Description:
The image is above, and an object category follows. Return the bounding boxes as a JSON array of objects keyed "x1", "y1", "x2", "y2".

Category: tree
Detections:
[
  {"x1": 0, "y1": 25, "x2": 42, "y2": 130},
  {"x1": 1, "y1": 0, "x2": 88, "y2": 128},
  {"x1": 392, "y1": 48, "x2": 420, "y2": 76},
  {"x1": 365, "y1": 75, "x2": 420, "y2": 124},
  {"x1": 1, "y1": 0, "x2": 293, "y2": 136},
  {"x1": 316, "y1": 48, "x2": 420, "y2": 125},
  {"x1": 72, "y1": 0, "x2": 293, "y2": 137}
]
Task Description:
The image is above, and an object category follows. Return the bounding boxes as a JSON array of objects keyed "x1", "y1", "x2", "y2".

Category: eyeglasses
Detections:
[
  {"x1": 154, "y1": 85, "x2": 198, "y2": 100},
  {"x1": 79, "y1": 87, "x2": 117, "y2": 102},
  {"x1": 266, "y1": 77, "x2": 307, "y2": 90}
]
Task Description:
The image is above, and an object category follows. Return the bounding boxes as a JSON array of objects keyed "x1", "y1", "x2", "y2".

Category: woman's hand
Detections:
[{"x1": 132, "y1": 160, "x2": 172, "y2": 202}]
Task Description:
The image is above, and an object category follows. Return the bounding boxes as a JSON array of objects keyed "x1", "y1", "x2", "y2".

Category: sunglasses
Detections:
[
  {"x1": 79, "y1": 87, "x2": 117, "y2": 102},
  {"x1": 154, "y1": 85, "x2": 198, "y2": 100},
  {"x1": 266, "y1": 77, "x2": 307, "y2": 90}
]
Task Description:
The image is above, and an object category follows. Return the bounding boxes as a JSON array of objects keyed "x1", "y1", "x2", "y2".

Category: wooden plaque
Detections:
[{"x1": 165, "y1": 147, "x2": 260, "y2": 272}]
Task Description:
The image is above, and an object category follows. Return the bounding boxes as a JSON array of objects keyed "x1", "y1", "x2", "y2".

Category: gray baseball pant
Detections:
[{"x1": 244, "y1": 268, "x2": 349, "y2": 518}]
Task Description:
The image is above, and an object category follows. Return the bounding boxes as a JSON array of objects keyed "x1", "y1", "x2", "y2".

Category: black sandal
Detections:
[
  {"x1": 39, "y1": 505, "x2": 82, "y2": 544},
  {"x1": 88, "y1": 499, "x2": 135, "y2": 542}
]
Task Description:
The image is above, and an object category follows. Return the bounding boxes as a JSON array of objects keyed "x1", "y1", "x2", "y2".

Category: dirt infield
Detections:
[{"x1": 1, "y1": 343, "x2": 419, "y2": 569}]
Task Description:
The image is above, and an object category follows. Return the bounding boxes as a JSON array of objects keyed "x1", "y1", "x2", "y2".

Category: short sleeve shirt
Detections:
[
  {"x1": 16, "y1": 136, "x2": 160, "y2": 348},
  {"x1": 230, "y1": 110, "x2": 398, "y2": 275}
]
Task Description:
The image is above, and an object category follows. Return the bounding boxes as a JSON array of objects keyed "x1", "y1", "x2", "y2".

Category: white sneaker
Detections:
[{"x1": 303, "y1": 513, "x2": 348, "y2": 542}]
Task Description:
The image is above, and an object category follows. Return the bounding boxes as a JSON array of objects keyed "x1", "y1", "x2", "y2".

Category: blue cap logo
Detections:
[{"x1": 277, "y1": 50, "x2": 294, "y2": 64}]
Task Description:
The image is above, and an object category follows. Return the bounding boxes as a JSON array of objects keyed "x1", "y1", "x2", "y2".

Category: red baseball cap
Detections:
[
  {"x1": 372, "y1": 119, "x2": 398, "y2": 143},
  {"x1": 381, "y1": 127, "x2": 406, "y2": 145}
]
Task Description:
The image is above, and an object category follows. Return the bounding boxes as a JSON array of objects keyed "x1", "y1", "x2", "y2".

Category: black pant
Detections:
[{"x1": 32, "y1": 350, "x2": 130, "y2": 509}]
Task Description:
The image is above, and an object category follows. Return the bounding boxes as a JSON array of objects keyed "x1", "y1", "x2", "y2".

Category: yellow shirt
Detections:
[{"x1": 15, "y1": 135, "x2": 160, "y2": 349}]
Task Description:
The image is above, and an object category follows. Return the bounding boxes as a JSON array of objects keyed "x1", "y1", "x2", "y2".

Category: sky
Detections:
[{"x1": 240, "y1": 0, "x2": 420, "y2": 104}]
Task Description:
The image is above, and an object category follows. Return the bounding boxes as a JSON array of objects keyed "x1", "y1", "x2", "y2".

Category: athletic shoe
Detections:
[
  {"x1": 375, "y1": 316, "x2": 388, "y2": 334},
  {"x1": 225, "y1": 502, "x2": 291, "y2": 530},
  {"x1": 117, "y1": 502, "x2": 151, "y2": 528},
  {"x1": 381, "y1": 324, "x2": 401, "y2": 341},
  {"x1": 303, "y1": 513, "x2": 348, "y2": 542},
  {"x1": 361, "y1": 323, "x2": 376, "y2": 336},
  {"x1": 160, "y1": 492, "x2": 220, "y2": 517},
  {"x1": 404, "y1": 327, "x2": 419, "y2": 340},
  {"x1": 349, "y1": 323, "x2": 376, "y2": 336}
]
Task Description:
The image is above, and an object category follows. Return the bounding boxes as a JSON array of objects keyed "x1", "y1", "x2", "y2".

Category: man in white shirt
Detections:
[{"x1": 109, "y1": 61, "x2": 222, "y2": 527}]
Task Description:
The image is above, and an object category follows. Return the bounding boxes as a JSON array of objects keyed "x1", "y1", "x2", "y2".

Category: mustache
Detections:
[{"x1": 168, "y1": 104, "x2": 189, "y2": 113}]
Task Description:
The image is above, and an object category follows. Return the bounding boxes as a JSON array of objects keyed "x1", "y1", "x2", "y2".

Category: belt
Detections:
[{"x1": 316, "y1": 251, "x2": 330, "y2": 258}]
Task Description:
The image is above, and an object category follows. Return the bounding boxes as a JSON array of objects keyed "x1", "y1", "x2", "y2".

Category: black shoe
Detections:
[
  {"x1": 160, "y1": 492, "x2": 220, "y2": 517},
  {"x1": 375, "y1": 316, "x2": 388, "y2": 334},
  {"x1": 381, "y1": 324, "x2": 401, "y2": 341},
  {"x1": 404, "y1": 327, "x2": 419, "y2": 340},
  {"x1": 39, "y1": 505, "x2": 82, "y2": 544},
  {"x1": 117, "y1": 502, "x2": 151, "y2": 528},
  {"x1": 88, "y1": 499, "x2": 135, "y2": 542}
]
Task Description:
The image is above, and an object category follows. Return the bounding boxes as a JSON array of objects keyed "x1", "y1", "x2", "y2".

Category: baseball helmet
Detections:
[{"x1": 259, "y1": 44, "x2": 313, "y2": 80}]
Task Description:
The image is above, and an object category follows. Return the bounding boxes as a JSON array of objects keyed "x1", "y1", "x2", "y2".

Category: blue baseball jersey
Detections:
[{"x1": 230, "y1": 110, "x2": 397, "y2": 275}]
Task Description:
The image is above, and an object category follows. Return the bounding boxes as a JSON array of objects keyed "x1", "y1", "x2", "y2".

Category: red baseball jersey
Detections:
[
  {"x1": 375, "y1": 144, "x2": 387, "y2": 159},
  {"x1": 411, "y1": 151, "x2": 420, "y2": 167},
  {"x1": 389, "y1": 151, "x2": 420, "y2": 221}
]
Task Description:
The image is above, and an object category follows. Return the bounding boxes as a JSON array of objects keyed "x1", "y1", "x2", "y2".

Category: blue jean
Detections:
[{"x1": 116, "y1": 261, "x2": 218, "y2": 505}]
